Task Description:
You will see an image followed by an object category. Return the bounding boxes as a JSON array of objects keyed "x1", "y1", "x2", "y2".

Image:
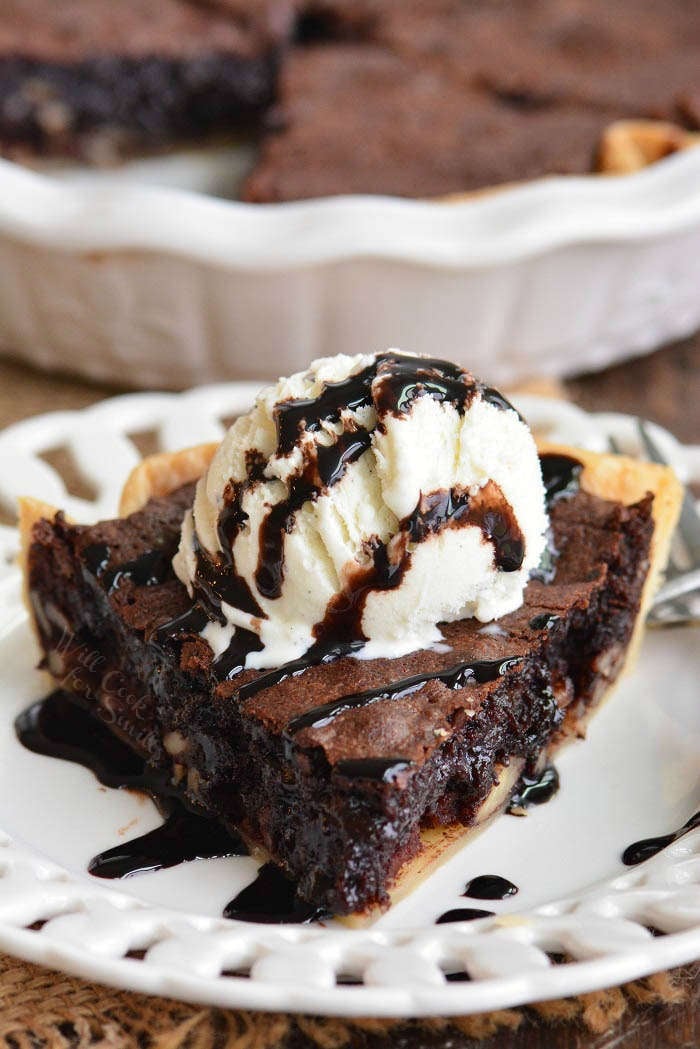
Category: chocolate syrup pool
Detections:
[
  {"x1": 16, "y1": 691, "x2": 249, "y2": 878},
  {"x1": 15, "y1": 691, "x2": 324, "y2": 923}
]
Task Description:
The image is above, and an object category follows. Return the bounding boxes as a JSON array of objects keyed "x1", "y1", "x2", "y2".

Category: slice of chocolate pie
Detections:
[{"x1": 19, "y1": 353, "x2": 681, "y2": 918}]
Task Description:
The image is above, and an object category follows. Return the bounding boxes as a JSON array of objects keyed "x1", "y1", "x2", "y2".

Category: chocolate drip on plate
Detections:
[
  {"x1": 16, "y1": 690, "x2": 150, "y2": 792},
  {"x1": 436, "y1": 908, "x2": 495, "y2": 924},
  {"x1": 224, "y1": 862, "x2": 331, "y2": 923},
  {"x1": 622, "y1": 811, "x2": 700, "y2": 866},
  {"x1": 286, "y1": 656, "x2": 521, "y2": 735},
  {"x1": 89, "y1": 807, "x2": 248, "y2": 879},
  {"x1": 17, "y1": 691, "x2": 250, "y2": 881},
  {"x1": 463, "y1": 875, "x2": 518, "y2": 900}
]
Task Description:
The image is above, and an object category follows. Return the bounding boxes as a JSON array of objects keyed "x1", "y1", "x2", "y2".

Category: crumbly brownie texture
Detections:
[
  {"x1": 0, "y1": 0, "x2": 293, "y2": 158},
  {"x1": 23, "y1": 446, "x2": 671, "y2": 916},
  {"x1": 2, "y1": 0, "x2": 700, "y2": 188}
]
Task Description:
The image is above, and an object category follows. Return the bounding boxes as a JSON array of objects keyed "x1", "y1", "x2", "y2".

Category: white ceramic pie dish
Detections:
[
  {"x1": 0, "y1": 388, "x2": 698, "y2": 1016},
  {"x1": 2, "y1": 146, "x2": 700, "y2": 389}
]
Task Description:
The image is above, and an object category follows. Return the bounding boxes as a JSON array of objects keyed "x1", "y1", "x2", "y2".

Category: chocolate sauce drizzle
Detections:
[
  {"x1": 622, "y1": 812, "x2": 700, "y2": 866},
  {"x1": 310, "y1": 485, "x2": 524, "y2": 654},
  {"x1": 285, "y1": 656, "x2": 522, "y2": 735},
  {"x1": 530, "y1": 453, "x2": 582, "y2": 584},
  {"x1": 463, "y1": 875, "x2": 518, "y2": 900},
  {"x1": 529, "y1": 613, "x2": 560, "y2": 631},
  {"x1": 83, "y1": 543, "x2": 172, "y2": 593},
  {"x1": 507, "y1": 765, "x2": 560, "y2": 814},
  {"x1": 255, "y1": 429, "x2": 375, "y2": 600},
  {"x1": 256, "y1": 354, "x2": 515, "y2": 602},
  {"x1": 236, "y1": 638, "x2": 364, "y2": 703},
  {"x1": 153, "y1": 605, "x2": 209, "y2": 643},
  {"x1": 333, "y1": 758, "x2": 414, "y2": 782},
  {"x1": 224, "y1": 863, "x2": 331, "y2": 924},
  {"x1": 192, "y1": 535, "x2": 263, "y2": 621},
  {"x1": 373, "y1": 354, "x2": 480, "y2": 419},
  {"x1": 404, "y1": 482, "x2": 524, "y2": 572},
  {"x1": 436, "y1": 908, "x2": 495, "y2": 924},
  {"x1": 169, "y1": 355, "x2": 525, "y2": 680},
  {"x1": 539, "y1": 453, "x2": 582, "y2": 506},
  {"x1": 273, "y1": 353, "x2": 486, "y2": 450},
  {"x1": 16, "y1": 691, "x2": 249, "y2": 880}
]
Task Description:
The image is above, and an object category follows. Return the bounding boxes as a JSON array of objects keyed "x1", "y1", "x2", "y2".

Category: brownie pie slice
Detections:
[{"x1": 20, "y1": 437, "x2": 680, "y2": 917}]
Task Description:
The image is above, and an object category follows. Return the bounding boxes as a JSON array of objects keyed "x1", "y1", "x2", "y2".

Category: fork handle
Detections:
[{"x1": 652, "y1": 567, "x2": 700, "y2": 607}]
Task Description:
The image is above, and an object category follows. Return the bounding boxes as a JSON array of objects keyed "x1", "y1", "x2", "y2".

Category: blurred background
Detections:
[{"x1": 0, "y1": 0, "x2": 698, "y2": 413}]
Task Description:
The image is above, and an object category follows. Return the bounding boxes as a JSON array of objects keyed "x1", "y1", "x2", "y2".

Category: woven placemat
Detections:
[{"x1": 0, "y1": 952, "x2": 697, "y2": 1049}]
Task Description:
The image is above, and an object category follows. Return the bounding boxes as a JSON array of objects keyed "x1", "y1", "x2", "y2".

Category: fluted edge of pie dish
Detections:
[{"x1": 0, "y1": 147, "x2": 700, "y2": 388}]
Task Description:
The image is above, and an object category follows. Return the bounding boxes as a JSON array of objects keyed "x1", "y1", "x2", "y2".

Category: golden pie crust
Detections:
[
  {"x1": 597, "y1": 119, "x2": 700, "y2": 176},
  {"x1": 18, "y1": 437, "x2": 682, "y2": 922}
]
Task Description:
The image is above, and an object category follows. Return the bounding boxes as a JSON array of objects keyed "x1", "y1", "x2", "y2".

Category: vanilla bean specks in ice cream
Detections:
[{"x1": 173, "y1": 352, "x2": 549, "y2": 673}]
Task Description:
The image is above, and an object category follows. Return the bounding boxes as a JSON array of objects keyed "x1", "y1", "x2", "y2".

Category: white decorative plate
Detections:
[
  {"x1": 0, "y1": 388, "x2": 698, "y2": 1016},
  {"x1": 2, "y1": 147, "x2": 700, "y2": 389}
]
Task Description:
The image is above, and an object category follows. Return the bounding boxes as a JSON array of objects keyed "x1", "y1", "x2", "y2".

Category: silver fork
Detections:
[{"x1": 610, "y1": 422, "x2": 700, "y2": 625}]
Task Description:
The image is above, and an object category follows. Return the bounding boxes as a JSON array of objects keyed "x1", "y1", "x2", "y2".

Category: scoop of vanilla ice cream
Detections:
[{"x1": 173, "y1": 351, "x2": 548, "y2": 671}]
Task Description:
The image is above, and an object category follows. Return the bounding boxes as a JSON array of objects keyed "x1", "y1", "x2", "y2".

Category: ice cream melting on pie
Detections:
[{"x1": 174, "y1": 351, "x2": 549, "y2": 674}]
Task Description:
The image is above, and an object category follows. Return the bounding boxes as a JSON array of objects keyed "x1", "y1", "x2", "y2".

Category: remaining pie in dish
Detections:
[
  {"x1": 20, "y1": 355, "x2": 681, "y2": 917},
  {"x1": 2, "y1": 0, "x2": 699, "y2": 196}
]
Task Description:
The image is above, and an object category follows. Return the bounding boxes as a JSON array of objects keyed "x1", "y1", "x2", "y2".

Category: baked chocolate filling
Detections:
[{"x1": 23, "y1": 452, "x2": 654, "y2": 914}]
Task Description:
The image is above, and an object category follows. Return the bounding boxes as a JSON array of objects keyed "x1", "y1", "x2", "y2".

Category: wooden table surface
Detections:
[{"x1": 0, "y1": 335, "x2": 697, "y2": 1049}]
